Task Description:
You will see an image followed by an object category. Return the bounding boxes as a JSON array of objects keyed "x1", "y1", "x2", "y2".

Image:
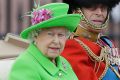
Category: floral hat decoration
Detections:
[{"x1": 20, "y1": 1, "x2": 82, "y2": 39}]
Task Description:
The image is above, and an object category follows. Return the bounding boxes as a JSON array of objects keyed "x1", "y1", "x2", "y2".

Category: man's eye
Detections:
[{"x1": 101, "y1": 7, "x2": 107, "y2": 11}]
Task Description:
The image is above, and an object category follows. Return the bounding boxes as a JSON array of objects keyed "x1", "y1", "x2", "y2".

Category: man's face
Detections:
[{"x1": 81, "y1": 4, "x2": 108, "y2": 26}]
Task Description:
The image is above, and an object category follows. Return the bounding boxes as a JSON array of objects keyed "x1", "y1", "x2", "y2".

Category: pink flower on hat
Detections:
[{"x1": 31, "y1": 9, "x2": 52, "y2": 25}]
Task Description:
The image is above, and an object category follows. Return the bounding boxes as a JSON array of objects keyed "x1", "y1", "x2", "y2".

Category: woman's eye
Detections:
[
  {"x1": 47, "y1": 32, "x2": 54, "y2": 36},
  {"x1": 58, "y1": 34, "x2": 65, "y2": 37}
]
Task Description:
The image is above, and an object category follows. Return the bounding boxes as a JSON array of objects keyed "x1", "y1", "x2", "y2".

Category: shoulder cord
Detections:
[{"x1": 74, "y1": 38, "x2": 109, "y2": 79}]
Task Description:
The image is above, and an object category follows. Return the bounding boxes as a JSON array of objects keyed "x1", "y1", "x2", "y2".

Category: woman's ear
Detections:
[{"x1": 33, "y1": 37, "x2": 38, "y2": 44}]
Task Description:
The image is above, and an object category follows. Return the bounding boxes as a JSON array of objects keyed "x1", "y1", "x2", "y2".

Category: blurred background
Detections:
[{"x1": 0, "y1": 0, "x2": 120, "y2": 47}]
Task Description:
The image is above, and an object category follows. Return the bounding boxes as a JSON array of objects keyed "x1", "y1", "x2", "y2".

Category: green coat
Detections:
[{"x1": 9, "y1": 44, "x2": 78, "y2": 80}]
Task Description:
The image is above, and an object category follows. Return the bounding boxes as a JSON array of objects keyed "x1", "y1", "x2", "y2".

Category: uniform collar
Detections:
[{"x1": 27, "y1": 43, "x2": 67, "y2": 76}]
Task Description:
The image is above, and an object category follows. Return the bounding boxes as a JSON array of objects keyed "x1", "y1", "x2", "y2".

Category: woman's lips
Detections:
[{"x1": 49, "y1": 47, "x2": 60, "y2": 51}]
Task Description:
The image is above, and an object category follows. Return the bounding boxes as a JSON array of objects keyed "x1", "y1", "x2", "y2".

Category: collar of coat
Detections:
[{"x1": 26, "y1": 43, "x2": 67, "y2": 76}]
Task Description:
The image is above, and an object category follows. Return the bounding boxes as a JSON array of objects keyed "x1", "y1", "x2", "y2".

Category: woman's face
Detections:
[
  {"x1": 35, "y1": 27, "x2": 68, "y2": 60},
  {"x1": 81, "y1": 4, "x2": 108, "y2": 25}
]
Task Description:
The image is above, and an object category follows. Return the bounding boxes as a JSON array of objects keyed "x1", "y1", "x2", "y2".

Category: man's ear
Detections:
[
  {"x1": 73, "y1": 8, "x2": 81, "y2": 14},
  {"x1": 73, "y1": 10, "x2": 78, "y2": 14}
]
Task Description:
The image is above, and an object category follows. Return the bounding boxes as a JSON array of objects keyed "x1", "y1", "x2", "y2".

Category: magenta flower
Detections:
[{"x1": 31, "y1": 9, "x2": 52, "y2": 25}]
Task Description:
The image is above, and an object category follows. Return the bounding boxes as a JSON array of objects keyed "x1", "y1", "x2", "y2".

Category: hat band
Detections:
[{"x1": 31, "y1": 9, "x2": 52, "y2": 25}]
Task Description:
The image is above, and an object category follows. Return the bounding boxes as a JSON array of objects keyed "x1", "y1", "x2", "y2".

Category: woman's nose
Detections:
[{"x1": 53, "y1": 35, "x2": 59, "y2": 44}]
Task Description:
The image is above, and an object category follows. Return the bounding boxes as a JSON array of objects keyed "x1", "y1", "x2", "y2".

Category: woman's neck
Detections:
[
  {"x1": 51, "y1": 58, "x2": 57, "y2": 66},
  {"x1": 74, "y1": 25, "x2": 99, "y2": 42}
]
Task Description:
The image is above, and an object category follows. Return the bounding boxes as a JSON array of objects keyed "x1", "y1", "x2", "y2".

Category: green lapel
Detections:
[{"x1": 26, "y1": 44, "x2": 67, "y2": 76}]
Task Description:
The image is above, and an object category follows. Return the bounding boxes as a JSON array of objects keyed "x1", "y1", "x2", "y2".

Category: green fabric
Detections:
[
  {"x1": 8, "y1": 44, "x2": 78, "y2": 80},
  {"x1": 20, "y1": 3, "x2": 82, "y2": 39}
]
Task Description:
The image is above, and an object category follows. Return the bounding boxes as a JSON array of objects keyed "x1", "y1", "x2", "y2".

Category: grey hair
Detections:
[
  {"x1": 27, "y1": 29, "x2": 42, "y2": 43},
  {"x1": 65, "y1": 30, "x2": 71, "y2": 38}
]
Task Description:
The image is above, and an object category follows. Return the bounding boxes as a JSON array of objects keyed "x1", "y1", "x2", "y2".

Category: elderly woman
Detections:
[{"x1": 8, "y1": 3, "x2": 82, "y2": 80}]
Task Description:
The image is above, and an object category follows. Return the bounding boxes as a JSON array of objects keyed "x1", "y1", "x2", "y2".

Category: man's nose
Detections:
[{"x1": 96, "y1": 8, "x2": 102, "y2": 15}]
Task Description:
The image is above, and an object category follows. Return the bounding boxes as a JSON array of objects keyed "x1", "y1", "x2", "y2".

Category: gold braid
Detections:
[
  {"x1": 99, "y1": 52, "x2": 109, "y2": 80},
  {"x1": 74, "y1": 38, "x2": 109, "y2": 79}
]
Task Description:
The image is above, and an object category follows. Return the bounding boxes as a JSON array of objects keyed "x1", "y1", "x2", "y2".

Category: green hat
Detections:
[{"x1": 20, "y1": 3, "x2": 82, "y2": 39}]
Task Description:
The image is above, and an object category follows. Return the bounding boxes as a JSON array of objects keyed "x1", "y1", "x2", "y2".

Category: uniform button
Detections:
[{"x1": 58, "y1": 72, "x2": 62, "y2": 77}]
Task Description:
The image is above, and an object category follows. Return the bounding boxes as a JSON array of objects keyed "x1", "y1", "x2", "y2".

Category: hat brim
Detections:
[{"x1": 20, "y1": 14, "x2": 82, "y2": 39}]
